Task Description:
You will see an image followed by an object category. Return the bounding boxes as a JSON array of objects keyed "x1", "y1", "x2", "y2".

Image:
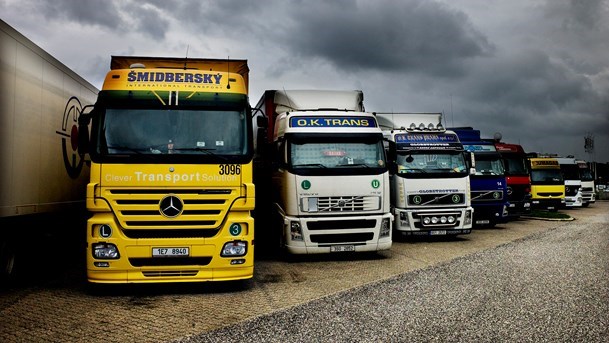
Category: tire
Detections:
[{"x1": 0, "y1": 240, "x2": 18, "y2": 286}]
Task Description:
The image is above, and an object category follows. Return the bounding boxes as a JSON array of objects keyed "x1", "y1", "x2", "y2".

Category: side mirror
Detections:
[
  {"x1": 389, "y1": 161, "x2": 398, "y2": 174},
  {"x1": 256, "y1": 115, "x2": 268, "y2": 128},
  {"x1": 77, "y1": 106, "x2": 93, "y2": 156}
]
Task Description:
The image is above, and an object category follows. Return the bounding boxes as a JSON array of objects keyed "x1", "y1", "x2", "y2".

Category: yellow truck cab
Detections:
[
  {"x1": 528, "y1": 157, "x2": 565, "y2": 211},
  {"x1": 78, "y1": 56, "x2": 255, "y2": 284}
]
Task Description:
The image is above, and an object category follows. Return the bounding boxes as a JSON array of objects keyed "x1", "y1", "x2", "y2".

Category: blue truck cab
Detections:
[{"x1": 449, "y1": 127, "x2": 509, "y2": 227}]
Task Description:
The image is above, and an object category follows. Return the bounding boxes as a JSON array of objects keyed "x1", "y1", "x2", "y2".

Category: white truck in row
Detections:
[
  {"x1": 376, "y1": 113, "x2": 474, "y2": 236},
  {"x1": 0, "y1": 19, "x2": 98, "y2": 282},
  {"x1": 253, "y1": 90, "x2": 392, "y2": 255}
]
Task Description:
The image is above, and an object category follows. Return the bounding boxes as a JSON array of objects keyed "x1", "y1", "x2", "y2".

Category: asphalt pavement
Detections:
[{"x1": 175, "y1": 203, "x2": 609, "y2": 343}]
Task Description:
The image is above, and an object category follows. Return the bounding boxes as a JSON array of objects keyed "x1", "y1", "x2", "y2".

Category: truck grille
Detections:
[
  {"x1": 310, "y1": 233, "x2": 375, "y2": 244},
  {"x1": 565, "y1": 186, "x2": 580, "y2": 196},
  {"x1": 307, "y1": 219, "x2": 377, "y2": 230},
  {"x1": 507, "y1": 185, "x2": 528, "y2": 202},
  {"x1": 307, "y1": 196, "x2": 380, "y2": 212},
  {"x1": 130, "y1": 257, "x2": 212, "y2": 267},
  {"x1": 407, "y1": 193, "x2": 465, "y2": 206},
  {"x1": 471, "y1": 190, "x2": 504, "y2": 202},
  {"x1": 538, "y1": 192, "x2": 563, "y2": 197},
  {"x1": 105, "y1": 188, "x2": 236, "y2": 238}
]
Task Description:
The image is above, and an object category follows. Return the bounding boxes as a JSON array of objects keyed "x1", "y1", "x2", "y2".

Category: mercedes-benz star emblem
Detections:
[{"x1": 159, "y1": 195, "x2": 184, "y2": 218}]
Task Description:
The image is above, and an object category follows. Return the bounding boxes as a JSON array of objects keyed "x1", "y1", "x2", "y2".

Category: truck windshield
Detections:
[
  {"x1": 396, "y1": 151, "x2": 467, "y2": 175},
  {"x1": 473, "y1": 153, "x2": 505, "y2": 176},
  {"x1": 501, "y1": 153, "x2": 529, "y2": 176},
  {"x1": 560, "y1": 164, "x2": 580, "y2": 180},
  {"x1": 290, "y1": 141, "x2": 385, "y2": 169},
  {"x1": 579, "y1": 167, "x2": 594, "y2": 181},
  {"x1": 530, "y1": 169, "x2": 563, "y2": 184},
  {"x1": 98, "y1": 108, "x2": 248, "y2": 156}
]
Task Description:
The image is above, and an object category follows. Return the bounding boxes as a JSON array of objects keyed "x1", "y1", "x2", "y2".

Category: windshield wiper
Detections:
[
  {"x1": 337, "y1": 163, "x2": 370, "y2": 168},
  {"x1": 105, "y1": 145, "x2": 146, "y2": 154},
  {"x1": 292, "y1": 163, "x2": 327, "y2": 168},
  {"x1": 173, "y1": 147, "x2": 228, "y2": 161},
  {"x1": 400, "y1": 168, "x2": 427, "y2": 173}
]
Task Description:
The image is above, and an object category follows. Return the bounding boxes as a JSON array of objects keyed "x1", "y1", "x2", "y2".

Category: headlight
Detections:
[
  {"x1": 92, "y1": 243, "x2": 119, "y2": 259},
  {"x1": 221, "y1": 241, "x2": 247, "y2": 257}
]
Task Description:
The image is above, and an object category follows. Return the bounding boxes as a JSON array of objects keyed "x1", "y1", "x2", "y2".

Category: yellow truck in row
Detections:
[
  {"x1": 78, "y1": 56, "x2": 255, "y2": 284},
  {"x1": 528, "y1": 157, "x2": 565, "y2": 211}
]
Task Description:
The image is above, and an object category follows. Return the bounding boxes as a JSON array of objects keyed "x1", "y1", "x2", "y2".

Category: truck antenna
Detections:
[
  {"x1": 183, "y1": 45, "x2": 189, "y2": 70},
  {"x1": 226, "y1": 56, "x2": 231, "y2": 89}
]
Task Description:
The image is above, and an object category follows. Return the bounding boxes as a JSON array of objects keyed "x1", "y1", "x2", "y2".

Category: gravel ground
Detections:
[{"x1": 175, "y1": 206, "x2": 609, "y2": 343}]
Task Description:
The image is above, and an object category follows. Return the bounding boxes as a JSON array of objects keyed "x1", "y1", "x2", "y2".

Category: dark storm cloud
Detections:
[
  {"x1": 38, "y1": 0, "x2": 169, "y2": 39},
  {"x1": 447, "y1": 47, "x2": 609, "y2": 153},
  {"x1": 37, "y1": 0, "x2": 120, "y2": 29},
  {"x1": 543, "y1": 0, "x2": 609, "y2": 75},
  {"x1": 279, "y1": 0, "x2": 494, "y2": 77},
  {"x1": 466, "y1": 51, "x2": 591, "y2": 114}
]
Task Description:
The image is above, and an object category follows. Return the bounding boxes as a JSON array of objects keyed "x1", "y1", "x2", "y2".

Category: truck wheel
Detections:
[{"x1": 0, "y1": 241, "x2": 18, "y2": 285}]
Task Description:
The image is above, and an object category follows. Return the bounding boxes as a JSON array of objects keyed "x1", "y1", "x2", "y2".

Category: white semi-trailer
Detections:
[{"x1": 0, "y1": 19, "x2": 98, "y2": 282}]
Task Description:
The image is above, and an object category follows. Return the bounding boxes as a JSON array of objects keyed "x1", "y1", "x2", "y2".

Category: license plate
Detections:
[
  {"x1": 152, "y1": 247, "x2": 189, "y2": 257},
  {"x1": 476, "y1": 220, "x2": 490, "y2": 224},
  {"x1": 430, "y1": 230, "x2": 447, "y2": 235},
  {"x1": 330, "y1": 245, "x2": 355, "y2": 252}
]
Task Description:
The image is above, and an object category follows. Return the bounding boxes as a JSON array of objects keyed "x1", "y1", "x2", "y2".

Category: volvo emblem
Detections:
[{"x1": 159, "y1": 195, "x2": 184, "y2": 218}]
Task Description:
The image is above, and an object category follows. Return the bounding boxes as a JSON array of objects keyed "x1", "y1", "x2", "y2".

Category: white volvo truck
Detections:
[
  {"x1": 253, "y1": 90, "x2": 392, "y2": 254},
  {"x1": 376, "y1": 112, "x2": 474, "y2": 236}
]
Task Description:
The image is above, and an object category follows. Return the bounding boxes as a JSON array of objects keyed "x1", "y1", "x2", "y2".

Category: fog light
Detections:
[
  {"x1": 440, "y1": 216, "x2": 447, "y2": 223},
  {"x1": 465, "y1": 210, "x2": 473, "y2": 225},
  {"x1": 399, "y1": 211, "x2": 409, "y2": 226},
  {"x1": 423, "y1": 217, "x2": 431, "y2": 225},
  {"x1": 431, "y1": 217, "x2": 439, "y2": 224},
  {"x1": 448, "y1": 216, "x2": 456, "y2": 223},
  {"x1": 290, "y1": 221, "x2": 303, "y2": 241},
  {"x1": 230, "y1": 259, "x2": 246, "y2": 265},
  {"x1": 94, "y1": 262, "x2": 110, "y2": 268},
  {"x1": 380, "y1": 218, "x2": 391, "y2": 237},
  {"x1": 221, "y1": 241, "x2": 247, "y2": 257}
]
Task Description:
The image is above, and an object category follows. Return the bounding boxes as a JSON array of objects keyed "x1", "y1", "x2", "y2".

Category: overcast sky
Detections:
[{"x1": 2, "y1": 0, "x2": 608, "y2": 162}]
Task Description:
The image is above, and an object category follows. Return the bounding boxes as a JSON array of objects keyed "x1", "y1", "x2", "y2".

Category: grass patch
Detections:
[{"x1": 527, "y1": 209, "x2": 572, "y2": 220}]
